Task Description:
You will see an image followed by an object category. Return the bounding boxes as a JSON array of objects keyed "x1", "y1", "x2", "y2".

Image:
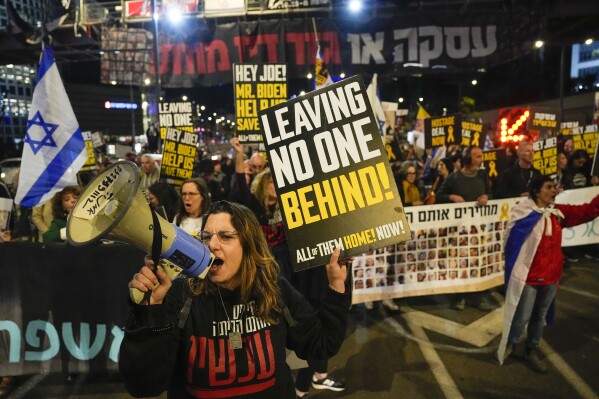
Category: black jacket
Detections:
[
  {"x1": 119, "y1": 277, "x2": 349, "y2": 398},
  {"x1": 493, "y1": 164, "x2": 541, "y2": 199}
]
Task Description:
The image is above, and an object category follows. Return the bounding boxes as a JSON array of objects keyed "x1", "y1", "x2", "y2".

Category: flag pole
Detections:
[{"x1": 151, "y1": 0, "x2": 162, "y2": 153}]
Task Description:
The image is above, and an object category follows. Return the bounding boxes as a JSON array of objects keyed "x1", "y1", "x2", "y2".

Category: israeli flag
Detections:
[
  {"x1": 15, "y1": 47, "x2": 87, "y2": 207},
  {"x1": 366, "y1": 73, "x2": 388, "y2": 136}
]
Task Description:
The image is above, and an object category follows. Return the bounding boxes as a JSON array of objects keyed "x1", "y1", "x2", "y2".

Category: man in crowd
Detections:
[
  {"x1": 493, "y1": 141, "x2": 541, "y2": 199},
  {"x1": 249, "y1": 151, "x2": 267, "y2": 176},
  {"x1": 436, "y1": 146, "x2": 496, "y2": 311},
  {"x1": 139, "y1": 154, "x2": 160, "y2": 191}
]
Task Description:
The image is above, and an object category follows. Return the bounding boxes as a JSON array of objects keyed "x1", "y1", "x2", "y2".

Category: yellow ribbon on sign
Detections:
[
  {"x1": 472, "y1": 132, "x2": 480, "y2": 147},
  {"x1": 499, "y1": 203, "x2": 510, "y2": 221},
  {"x1": 386, "y1": 143, "x2": 396, "y2": 161},
  {"x1": 488, "y1": 160, "x2": 498, "y2": 177},
  {"x1": 447, "y1": 126, "x2": 454, "y2": 142}
]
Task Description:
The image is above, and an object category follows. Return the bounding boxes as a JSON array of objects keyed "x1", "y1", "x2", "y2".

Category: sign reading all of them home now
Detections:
[{"x1": 259, "y1": 75, "x2": 411, "y2": 270}]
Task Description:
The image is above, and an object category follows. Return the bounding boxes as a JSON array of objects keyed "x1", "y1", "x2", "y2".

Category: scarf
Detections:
[{"x1": 402, "y1": 180, "x2": 420, "y2": 204}]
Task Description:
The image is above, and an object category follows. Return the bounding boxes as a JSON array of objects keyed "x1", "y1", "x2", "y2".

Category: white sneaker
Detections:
[
  {"x1": 382, "y1": 299, "x2": 399, "y2": 310},
  {"x1": 364, "y1": 301, "x2": 373, "y2": 310}
]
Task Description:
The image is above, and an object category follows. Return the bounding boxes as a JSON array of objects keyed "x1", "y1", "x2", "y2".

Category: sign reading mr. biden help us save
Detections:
[{"x1": 259, "y1": 75, "x2": 411, "y2": 270}]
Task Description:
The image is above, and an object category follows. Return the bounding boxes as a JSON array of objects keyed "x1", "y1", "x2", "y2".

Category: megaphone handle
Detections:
[
  {"x1": 150, "y1": 205, "x2": 163, "y2": 267},
  {"x1": 138, "y1": 204, "x2": 164, "y2": 305}
]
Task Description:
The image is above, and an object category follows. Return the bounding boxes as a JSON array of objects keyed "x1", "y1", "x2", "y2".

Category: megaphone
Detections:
[{"x1": 67, "y1": 161, "x2": 214, "y2": 304}]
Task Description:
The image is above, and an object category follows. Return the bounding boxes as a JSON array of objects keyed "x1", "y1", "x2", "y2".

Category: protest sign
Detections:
[
  {"x1": 259, "y1": 75, "x2": 411, "y2": 270},
  {"x1": 424, "y1": 114, "x2": 461, "y2": 149},
  {"x1": 533, "y1": 136, "x2": 558, "y2": 176},
  {"x1": 158, "y1": 101, "x2": 194, "y2": 144},
  {"x1": 482, "y1": 148, "x2": 507, "y2": 183},
  {"x1": 385, "y1": 138, "x2": 402, "y2": 163},
  {"x1": 80, "y1": 131, "x2": 97, "y2": 171},
  {"x1": 527, "y1": 107, "x2": 558, "y2": 139},
  {"x1": 460, "y1": 120, "x2": 485, "y2": 147},
  {"x1": 572, "y1": 124, "x2": 599, "y2": 159},
  {"x1": 160, "y1": 127, "x2": 198, "y2": 185},
  {"x1": 234, "y1": 63, "x2": 287, "y2": 144}
]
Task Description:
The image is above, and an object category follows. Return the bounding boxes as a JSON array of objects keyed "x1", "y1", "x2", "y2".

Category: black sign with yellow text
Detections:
[
  {"x1": 460, "y1": 120, "x2": 485, "y2": 148},
  {"x1": 424, "y1": 114, "x2": 461, "y2": 149},
  {"x1": 482, "y1": 148, "x2": 507, "y2": 183},
  {"x1": 533, "y1": 137, "x2": 558, "y2": 177},
  {"x1": 234, "y1": 63, "x2": 287, "y2": 144},
  {"x1": 80, "y1": 131, "x2": 96, "y2": 171},
  {"x1": 527, "y1": 108, "x2": 558, "y2": 139},
  {"x1": 160, "y1": 127, "x2": 198, "y2": 186},
  {"x1": 259, "y1": 75, "x2": 411, "y2": 270},
  {"x1": 572, "y1": 124, "x2": 599, "y2": 159}
]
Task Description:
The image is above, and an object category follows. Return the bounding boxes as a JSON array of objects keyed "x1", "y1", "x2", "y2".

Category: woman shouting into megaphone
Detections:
[{"x1": 119, "y1": 200, "x2": 350, "y2": 399}]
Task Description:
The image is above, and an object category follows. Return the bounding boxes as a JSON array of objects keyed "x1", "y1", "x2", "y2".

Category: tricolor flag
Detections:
[
  {"x1": 496, "y1": 198, "x2": 561, "y2": 364},
  {"x1": 15, "y1": 47, "x2": 87, "y2": 207},
  {"x1": 315, "y1": 44, "x2": 334, "y2": 89},
  {"x1": 366, "y1": 73, "x2": 388, "y2": 135}
]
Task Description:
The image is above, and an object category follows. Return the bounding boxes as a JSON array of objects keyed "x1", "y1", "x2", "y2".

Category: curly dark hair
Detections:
[
  {"x1": 528, "y1": 174, "x2": 553, "y2": 202},
  {"x1": 51, "y1": 186, "x2": 81, "y2": 218}
]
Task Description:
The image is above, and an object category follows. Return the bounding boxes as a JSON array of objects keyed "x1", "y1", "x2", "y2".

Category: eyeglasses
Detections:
[
  {"x1": 251, "y1": 164, "x2": 265, "y2": 170},
  {"x1": 406, "y1": 172, "x2": 416, "y2": 176},
  {"x1": 181, "y1": 192, "x2": 201, "y2": 198},
  {"x1": 199, "y1": 230, "x2": 238, "y2": 244}
]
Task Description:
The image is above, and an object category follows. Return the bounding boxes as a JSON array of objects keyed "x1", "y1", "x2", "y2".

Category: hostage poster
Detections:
[{"x1": 259, "y1": 75, "x2": 411, "y2": 270}]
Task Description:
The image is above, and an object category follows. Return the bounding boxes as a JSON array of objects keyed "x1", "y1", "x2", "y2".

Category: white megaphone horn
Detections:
[{"x1": 66, "y1": 161, "x2": 214, "y2": 304}]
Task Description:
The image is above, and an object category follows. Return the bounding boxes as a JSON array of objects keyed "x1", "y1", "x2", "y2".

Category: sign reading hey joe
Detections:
[
  {"x1": 234, "y1": 63, "x2": 287, "y2": 144},
  {"x1": 259, "y1": 75, "x2": 411, "y2": 270}
]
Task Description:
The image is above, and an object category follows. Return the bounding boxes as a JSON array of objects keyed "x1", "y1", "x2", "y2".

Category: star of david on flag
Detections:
[
  {"x1": 366, "y1": 73, "x2": 388, "y2": 136},
  {"x1": 15, "y1": 47, "x2": 87, "y2": 207}
]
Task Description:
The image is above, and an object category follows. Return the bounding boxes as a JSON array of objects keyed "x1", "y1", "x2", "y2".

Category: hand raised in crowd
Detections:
[
  {"x1": 231, "y1": 137, "x2": 243, "y2": 154},
  {"x1": 128, "y1": 258, "x2": 173, "y2": 305},
  {"x1": 476, "y1": 194, "x2": 489, "y2": 207},
  {"x1": 326, "y1": 248, "x2": 349, "y2": 294}
]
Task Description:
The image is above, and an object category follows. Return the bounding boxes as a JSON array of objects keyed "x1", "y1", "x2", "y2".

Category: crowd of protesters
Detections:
[{"x1": 1, "y1": 127, "x2": 599, "y2": 397}]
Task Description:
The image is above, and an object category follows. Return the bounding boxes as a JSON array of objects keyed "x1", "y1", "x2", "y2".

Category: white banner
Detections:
[{"x1": 351, "y1": 186, "x2": 599, "y2": 304}]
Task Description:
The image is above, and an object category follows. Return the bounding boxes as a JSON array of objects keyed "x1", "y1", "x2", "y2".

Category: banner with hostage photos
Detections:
[
  {"x1": 100, "y1": 26, "x2": 153, "y2": 86},
  {"x1": 351, "y1": 186, "x2": 599, "y2": 304}
]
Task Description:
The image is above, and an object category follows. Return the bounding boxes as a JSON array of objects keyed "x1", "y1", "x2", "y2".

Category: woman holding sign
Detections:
[
  {"x1": 231, "y1": 138, "x2": 349, "y2": 397},
  {"x1": 120, "y1": 201, "x2": 350, "y2": 399}
]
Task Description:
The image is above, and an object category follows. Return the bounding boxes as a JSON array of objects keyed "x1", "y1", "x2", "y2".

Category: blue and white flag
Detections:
[
  {"x1": 496, "y1": 198, "x2": 562, "y2": 364},
  {"x1": 15, "y1": 47, "x2": 87, "y2": 207},
  {"x1": 366, "y1": 73, "x2": 388, "y2": 136}
]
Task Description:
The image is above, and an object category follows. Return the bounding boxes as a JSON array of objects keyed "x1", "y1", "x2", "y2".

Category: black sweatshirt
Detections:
[{"x1": 119, "y1": 277, "x2": 350, "y2": 398}]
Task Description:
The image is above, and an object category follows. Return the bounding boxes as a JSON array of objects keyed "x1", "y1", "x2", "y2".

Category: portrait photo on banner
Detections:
[{"x1": 259, "y1": 75, "x2": 411, "y2": 271}]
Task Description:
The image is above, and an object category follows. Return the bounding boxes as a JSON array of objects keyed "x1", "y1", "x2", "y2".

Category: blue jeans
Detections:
[{"x1": 508, "y1": 284, "x2": 557, "y2": 349}]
